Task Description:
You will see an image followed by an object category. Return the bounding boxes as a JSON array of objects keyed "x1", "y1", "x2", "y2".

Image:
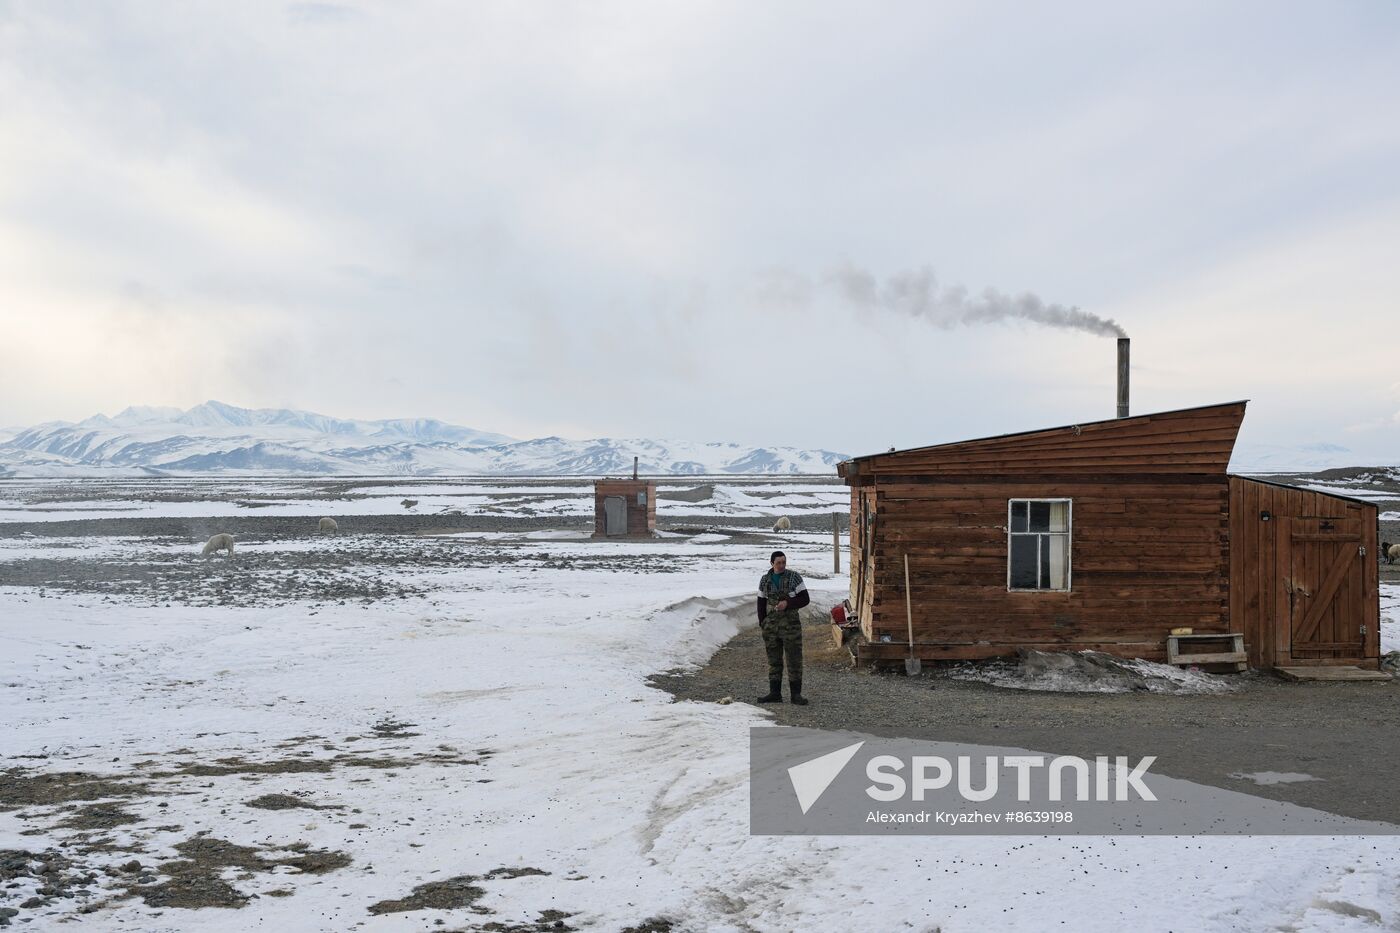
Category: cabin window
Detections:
[
  {"x1": 637, "y1": 491, "x2": 647, "y2": 506},
  {"x1": 1008, "y1": 499, "x2": 1071, "y2": 591}
]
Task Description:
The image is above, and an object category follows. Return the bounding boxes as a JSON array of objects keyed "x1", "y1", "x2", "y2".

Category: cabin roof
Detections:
[
  {"x1": 843, "y1": 401, "x2": 1250, "y2": 465},
  {"x1": 839, "y1": 400, "x2": 1249, "y2": 480}
]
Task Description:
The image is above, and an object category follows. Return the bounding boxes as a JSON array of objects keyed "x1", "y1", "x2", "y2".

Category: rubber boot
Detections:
[
  {"x1": 756, "y1": 680, "x2": 783, "y2": 703},
  {"x1": 789, "y1": 680, "x2": 809, "y2": 706}
]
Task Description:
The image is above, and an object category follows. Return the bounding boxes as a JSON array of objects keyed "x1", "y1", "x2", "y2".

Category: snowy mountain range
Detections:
[
  {"x1": 0, "y1": 402, "x2": 849, "y2": 476},
  {"x1": 1228, "y1": 442, "x2": 1368, "y2": 473}
]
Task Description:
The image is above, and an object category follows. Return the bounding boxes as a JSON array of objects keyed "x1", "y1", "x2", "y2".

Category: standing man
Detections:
[{"x1": 756, "y1": 550, "x2": 811, "y2": 705}]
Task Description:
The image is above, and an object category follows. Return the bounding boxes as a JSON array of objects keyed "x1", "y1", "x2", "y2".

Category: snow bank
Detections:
[
  {"x1": 942, "y1": 649, "x2": 1237, "y2": 695},
  {"x1": 1383, "y1": 583, "x2": 1399, "y2": 654}
]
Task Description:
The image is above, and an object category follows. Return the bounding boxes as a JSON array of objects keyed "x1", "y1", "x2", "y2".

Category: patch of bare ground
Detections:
[
  {"x1": 126, "y1": 835, "x2": 352, "y2": 909},
  {"x1": 0, "y1": 848, "x2": 101, "y2": 917},
  {"x1": 244, "y1": 793, "x2": 342, "y2": 811},
  {"x1": 151, "y1": 746, "x2": 481, "y2": 778},
  {"x1": 656, "y1": 484, "x2": 714, "y2": 503},
  {"x1": 0, "y1": 769, "x2": 153, "y2": 811},
  {"x1": 474, "y1": 909, "x2": 578, "y2": 932},
  {"x1": 367, "y1": 867, "x2": 549, "y2": 915},
  {"x1": 370, "y1": 717, "x2": 422, "y2": 738},
  {"x1": 55, "y1": 803, "x2": 144, "y2": 830},
  {"x1": 620, "y1": 919, "x2": 676, "y2": 933}
]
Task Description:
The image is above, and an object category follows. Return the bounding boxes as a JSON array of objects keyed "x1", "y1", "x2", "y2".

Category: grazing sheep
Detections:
[
  {"x1": 772, "y1": 516, "x2": 792, "y2": 532},
  {"x1": 1382, "y1": 541, "x2": 1399, "y2": 565},
  {"x1": 201, "y1": 533, "x2": 235, "y2": 558},
  {"x1": 400, "y1": 499, "x2": 418, "y2": 509},
  {"x1": 318, "y1": 517, "x2": 339, "y2": 534}
]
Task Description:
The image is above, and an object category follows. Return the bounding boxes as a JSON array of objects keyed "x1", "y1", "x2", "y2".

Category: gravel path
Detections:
[{"x1": 653, "y1": 616, "x2": 1400, "y2": 826}]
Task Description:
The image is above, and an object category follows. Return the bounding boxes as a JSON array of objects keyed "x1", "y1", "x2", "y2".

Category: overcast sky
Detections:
[{"x1": 2, "y1": 1, "x2": 1398, "y2": 458}]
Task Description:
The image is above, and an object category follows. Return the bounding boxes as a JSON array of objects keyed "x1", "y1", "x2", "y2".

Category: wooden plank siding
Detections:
[
  {"x1": 857, "y1": 477, "x2": 1230, "y2": 660},
  {"x1": 1228, "y1": 477, "x2": 1379, "y2": 669}
]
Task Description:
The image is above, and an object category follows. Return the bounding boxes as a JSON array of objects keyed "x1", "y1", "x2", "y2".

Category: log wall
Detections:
[{"x1": 855, "y1": 475, "x2": 1231, "y2": 662}]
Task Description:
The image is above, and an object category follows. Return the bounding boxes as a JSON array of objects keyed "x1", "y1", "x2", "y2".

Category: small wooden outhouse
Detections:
[{"x1": 592, "y1": 478, "x2": 657, "y2": 538}]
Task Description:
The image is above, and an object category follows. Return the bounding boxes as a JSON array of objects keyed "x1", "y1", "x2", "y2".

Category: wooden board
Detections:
[
  {"x1": 856, "y1": 640, "x2": 1168, "y2": 663},
  {"x1": 1274, "y1": 666, "x2": 1392, "y2": 682}
]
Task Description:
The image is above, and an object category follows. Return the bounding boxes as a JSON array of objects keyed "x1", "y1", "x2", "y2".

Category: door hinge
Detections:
[
  {"x1": 1359, "y1": 545, "x2": 1366, "y2": 557},
  {"x1": 1361, "y1": 625, "x2": 1368, "y2": 636}
]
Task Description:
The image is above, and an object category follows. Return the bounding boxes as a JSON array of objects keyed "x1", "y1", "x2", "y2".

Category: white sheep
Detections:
[
  {"x1": 201, "y1": 533, "x2": 235, "y2": 558},
  {"x1": 772, "y1": 516, "x2": 792, "y2": 532},
  {"x1": 318, "y1": 517, "x2": 339, "y2": 534}
]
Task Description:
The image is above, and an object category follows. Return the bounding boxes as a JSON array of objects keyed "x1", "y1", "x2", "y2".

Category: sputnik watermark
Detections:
[
  {"x1": 751, "y1": 727, "x2": 1400, "y2": 836},
  {"x1": 787, "y1": 741, "x2": 1154, "y2": 816},
  {"x1": 863, "y1": 753, "x2": 1156, "y2": 803}
]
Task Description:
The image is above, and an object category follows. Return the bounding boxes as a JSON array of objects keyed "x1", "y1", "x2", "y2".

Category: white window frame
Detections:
[{"x1": 1006, "y1": 498, "x2": 1072, "y2": 592}]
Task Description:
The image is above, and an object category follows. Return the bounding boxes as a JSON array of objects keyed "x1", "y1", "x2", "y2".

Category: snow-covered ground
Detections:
[
  {"x1": 1383, "y1": 584, "x2": 1400, "y2": 655},
  {"x1": 3, "y1": 521, "x2": 1400, "y2": 931},
  {"x1": 0, "y1": 477, "x2": 850, "y2": 523},
  {"x1": 1296, "y1": 484, "x2": 1399, "y2": 502}
]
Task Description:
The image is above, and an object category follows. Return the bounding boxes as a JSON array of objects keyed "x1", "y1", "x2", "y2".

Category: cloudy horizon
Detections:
[{"x1": 2, "y1": 2, "x2": 1398, "y2": 462}]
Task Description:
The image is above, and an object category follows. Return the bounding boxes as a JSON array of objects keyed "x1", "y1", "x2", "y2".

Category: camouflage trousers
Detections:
[{"x1": 760, "y1": 612, "x2": 803, "y2": 682}]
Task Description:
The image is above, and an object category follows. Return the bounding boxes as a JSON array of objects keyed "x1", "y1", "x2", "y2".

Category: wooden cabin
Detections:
[
  {"x1": 592, "y1": 478, "x2": 657, "y2": 538},
  {"x1": 837, "y1": 401, "x2": 1381, "y2": 671}
]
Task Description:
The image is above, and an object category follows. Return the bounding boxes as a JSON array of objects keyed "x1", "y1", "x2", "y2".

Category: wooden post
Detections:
[
  {"x1": 832, "y1": 512, "x2": 840, "y2": 573},
  {"x1": 903, "y1": 554, "x2": 921, "y2": 675},
  {"x1": 904, "y1": 554, "x2": 913, "y2": 644}
]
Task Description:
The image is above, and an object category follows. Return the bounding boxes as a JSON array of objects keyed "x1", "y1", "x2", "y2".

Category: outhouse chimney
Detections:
[{"x1": 1116, "y1": 338, "x2": 1130, "y2": 418}]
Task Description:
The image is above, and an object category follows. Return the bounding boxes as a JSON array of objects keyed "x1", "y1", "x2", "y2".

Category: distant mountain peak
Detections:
[{"x1": 112, "y1": 405, "x2": 185, "y2": 424}]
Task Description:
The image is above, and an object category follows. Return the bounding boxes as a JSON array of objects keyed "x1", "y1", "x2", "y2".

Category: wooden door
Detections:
[
  {"x1": 1281, "y1": 518, "x2": 1366, "y2": 662},
  {"x1": 604, "y1": 496, "x2": 627, "y2": 536}
]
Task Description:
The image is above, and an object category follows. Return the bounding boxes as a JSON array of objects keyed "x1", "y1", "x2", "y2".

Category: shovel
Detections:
[{"x1": 904, "y1": 553, "x2": 921, "y2": 676}]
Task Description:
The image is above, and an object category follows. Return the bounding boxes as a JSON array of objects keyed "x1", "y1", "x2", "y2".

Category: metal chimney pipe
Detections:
[
  {"x1": 1116, "y1": 338, "x2": 1130, "y2": 418},
  {"x1": 632, "y1": 456, "x2": 638, "y2": 480}
]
